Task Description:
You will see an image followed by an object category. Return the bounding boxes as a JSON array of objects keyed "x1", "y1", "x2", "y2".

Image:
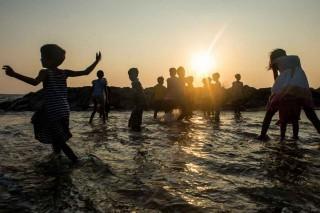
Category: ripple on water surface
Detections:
[{"x1": 0, "y1": 111, "x2": 319, "y2": 212}]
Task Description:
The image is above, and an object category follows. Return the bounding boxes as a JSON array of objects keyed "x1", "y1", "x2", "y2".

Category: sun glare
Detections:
[{"x1": 191, "y1": 53, "x2": 216, "y2": 77}]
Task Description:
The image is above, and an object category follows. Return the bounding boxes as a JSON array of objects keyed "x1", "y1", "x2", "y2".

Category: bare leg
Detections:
[
  {"x1": 303, "y1": 106, "x2": 320, "y2": 133},
  {"x1": 89, "y1": 100, "x2": 97, "y2": 123},
  {"x1": 154, "y1": 110, "x2": 158, "y2": 119},
  {"x1": 257, "y1": 108, "x2": 278, "y2": 140},
  {"x1": 57, "y1": 140, "x2": 78, "y2": 163},
  {"x1": 101, "y1": 102, "x2": 106, "y2": 123},
  {"x1": 292, "y1": 120, "x2": 299, "y2": 140},
  {"x1": 280, "y1": 122, "x2": 287, "y2": 142}
]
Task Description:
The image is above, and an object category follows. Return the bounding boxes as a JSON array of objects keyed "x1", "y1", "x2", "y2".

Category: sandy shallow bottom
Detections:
[{"x1": 0, "y1": 110, "x2": 319, "y2": 212}]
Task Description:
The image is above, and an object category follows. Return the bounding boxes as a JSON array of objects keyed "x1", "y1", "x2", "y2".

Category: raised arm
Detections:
[
  {"x1": 2, "y1": 65, "x2": 46, "y2": 86},
  {"x1": 66, "y1": 52, "x2": 101, "y2": 77}
]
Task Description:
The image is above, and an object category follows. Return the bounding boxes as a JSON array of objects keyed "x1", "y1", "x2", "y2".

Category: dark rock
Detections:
[{"x1": 1, "y1": 86, "x2": 319, "y2": 111}]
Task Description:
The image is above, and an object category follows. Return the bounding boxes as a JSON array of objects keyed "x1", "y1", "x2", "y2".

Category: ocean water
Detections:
[{"x1": 0, "y1": 110, "x2": 319, "y2": 212}]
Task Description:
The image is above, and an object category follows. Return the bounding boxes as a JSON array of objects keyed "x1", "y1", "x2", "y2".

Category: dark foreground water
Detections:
[{"x1": 0, "y1": 111, "x2": 319, "y2": 212}]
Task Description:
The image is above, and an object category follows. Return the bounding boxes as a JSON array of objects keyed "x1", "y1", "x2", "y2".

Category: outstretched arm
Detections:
[
  {"x1": 66, "y1": 52, "x2": 101, "y2": 77},
  {"x1": 2, "y1": 65, "x2": 46, "y2": 86}
]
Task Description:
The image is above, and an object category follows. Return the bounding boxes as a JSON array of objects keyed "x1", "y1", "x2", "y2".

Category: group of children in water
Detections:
[
  {"x1": 151, "y1": 68, "x2": 244, "y2": 122},
  {"x1": 2, "y1": 44, "x2": 320, "y2": 163}
]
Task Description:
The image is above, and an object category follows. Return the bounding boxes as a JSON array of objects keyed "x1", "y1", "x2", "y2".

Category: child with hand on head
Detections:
[
  {"x1": 2, "y1": 44, "x2": 101, "y2": 163},
  {"x1": 128, "y1": 68, "x2": 146, "y2": 131}
]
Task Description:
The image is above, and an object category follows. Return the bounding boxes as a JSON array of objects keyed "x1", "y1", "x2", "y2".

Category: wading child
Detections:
[
  {"x1": 185, "y1": 76, "x2": 194, "y2": 118},
  {"x1": 176, "y1": 66, "x2": 187, "y2": 120},
  {"x1": 212, "y1": 72, "x2": 222, "y2": 121},
  {"x1": 2, "y1": 44, "x2": 101, "y2": 163},
  {"x1": 231, "y1": 73, "x2": 244, "y2": 117},
  {"x1": 165, "y1": 67, "x2": 179, "y2": 112},
  {"x1": 89, "y1": 70, "x2": 108, "y2": 123},
  {"x1": 201, "y1": 78, "x2": 212, "y2": 116},
  {"x1": 152, "y1": 76, "x2": 167, "y2": 119},
  {"x1": 128, "y1": 68, "x2": 146, "y2": 131},
  {"x1": 258, "y1": 48, "x2": 318, "y2": 141}
]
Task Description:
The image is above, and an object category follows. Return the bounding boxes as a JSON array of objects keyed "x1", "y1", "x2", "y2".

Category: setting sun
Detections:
[{"x1": 191, "y1": 53, "x2": 216, "y2": 77}]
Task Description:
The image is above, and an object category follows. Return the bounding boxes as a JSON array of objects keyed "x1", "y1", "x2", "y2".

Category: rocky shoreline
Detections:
[{"x1": 1, "y1": 86, "x2": 320, "y2": 111}]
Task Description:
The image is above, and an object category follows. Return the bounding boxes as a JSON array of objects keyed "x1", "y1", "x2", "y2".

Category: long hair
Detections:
[{"x1": 268, "y1": 48, "x2": 286, "y2": 70}]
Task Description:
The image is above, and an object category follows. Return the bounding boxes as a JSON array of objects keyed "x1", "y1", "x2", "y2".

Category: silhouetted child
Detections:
[
  {"x1": 231, "y1": 73, "x2": 244, "y2": 116},
  {"x1": 212, "y1": 72, "x2": 222, "y2": 121},
  {"x1": 176, "y1": 66, "x2": 187, "y2": 120},
  {"x1": 165, "y1": 67, "x2": 179, "y2": 112},
  {"x1": 128, "y1": 68, "x2": 146, "y2": 131},
  {"x1": 278, "y1": 96, "x2": 301, "y2": 141},
  {"x1": 258, "y1": 48, "x2": 318, "y2": 141},
  {"x1": 2, "y1": 44, "x2": 101, "y2": 163},
  {"x1": 185, "y1": 76, "x2": 194, "y2": 117},
  {"x1": 201, "y1": 78, "x2": 212, "y2": 116},
  {"x1": 89, "y1": 70, "x2": 108, "y2": 123},
  {"x1": 152, "y1": 76, "x2": 167, "y2": 119}
]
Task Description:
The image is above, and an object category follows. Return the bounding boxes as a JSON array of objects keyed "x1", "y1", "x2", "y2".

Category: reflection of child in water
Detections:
[
  {"x1": 152, "y1": 76, "x2": 167, "y2": 119},
  {"x1": 128, "y1": 68, "x2": 146, "y2": 131},
  {"x1": 89, "y1": 70, "x2": 108, "y2": 124},
  {"x1": 231, "y1": 73, "x2": 244, "y2": 116}
]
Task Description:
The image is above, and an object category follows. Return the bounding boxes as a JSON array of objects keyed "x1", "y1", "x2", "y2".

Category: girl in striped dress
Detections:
[{"x1": 2, "y1": 44, "x2": 101, "y2": 163}]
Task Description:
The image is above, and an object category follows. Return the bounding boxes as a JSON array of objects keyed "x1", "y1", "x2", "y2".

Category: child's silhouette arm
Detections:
[
  {"x1": 66, "y1": 52, "x2": 101, "y2": 77},
  {"x1": 2, "y1": 65, "x2": 46, "y2": 86},
  {"x1": 271, "y1": 65, "x2": 279, "y2": 81}
]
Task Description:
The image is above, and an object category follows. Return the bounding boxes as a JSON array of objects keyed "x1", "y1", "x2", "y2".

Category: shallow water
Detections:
[{"x1": 0, "y1": 111, "x2": 319, "y2": 212}]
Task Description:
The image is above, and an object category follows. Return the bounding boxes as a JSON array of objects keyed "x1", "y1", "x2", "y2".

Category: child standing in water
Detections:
[
  {"x1": 185, "y1": 76, "x2": 194, "y2": 118},
  {"x1": 176, "y1": 66, "x2": 187, "y2": 120},
  {"x1": 201, "y1": 78, "x2": 212, "y2": 116},
  {"x1": 89, "y1": 70, "x2": 108, "y2": 124},
  {"x1": 152, "y1": 76, "x2": 167, "y2": 119},
  {"x1": 212, "y1": 72, "x2": 223, "y2": 121},
  {"x1": 128, "y1": 68, "x2": 146, "y2": 131},
  {"x1": 165, "y1": 67, "x2": 180, "y2": 111},
  {"x1": 265, "y1": 49, "x2": 313, "y2": 141},
  {"x1": 231, "y1": 73, "x2": 244, "y2": 117},
  {"x1": 2, "y1": 44, "x2": 101, "y2": 163}
]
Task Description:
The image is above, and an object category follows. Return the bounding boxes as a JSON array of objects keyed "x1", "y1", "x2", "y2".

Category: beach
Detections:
[{"x1": 0, "y1": 110, "x2": 319, "y2": 212}]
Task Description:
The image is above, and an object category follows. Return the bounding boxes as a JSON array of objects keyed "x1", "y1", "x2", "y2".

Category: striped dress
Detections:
[
  {"x1": 45, "y1": 69, "x2": 70, "y2": 121},
  {"x1": 32, "y1": 69, "x2": 72, "y2": 144}
]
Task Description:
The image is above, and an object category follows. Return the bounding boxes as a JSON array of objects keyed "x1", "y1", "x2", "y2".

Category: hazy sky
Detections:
[{"x1": 0, "y1": 0, "x2": 320, "y2": 94}]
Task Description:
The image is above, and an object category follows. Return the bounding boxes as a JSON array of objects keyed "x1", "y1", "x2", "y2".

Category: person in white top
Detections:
[
  {"x1": 258, "y1": 48, "x2": 320, "y2": 140},
  {"x1": 89, "y1": 70, "x2": 108, "y2": 123}
]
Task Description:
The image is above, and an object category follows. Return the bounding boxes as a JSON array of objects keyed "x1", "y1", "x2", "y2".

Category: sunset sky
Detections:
[{"x1": 0, "y1": 0, "x2": 319, "y2": 94}]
